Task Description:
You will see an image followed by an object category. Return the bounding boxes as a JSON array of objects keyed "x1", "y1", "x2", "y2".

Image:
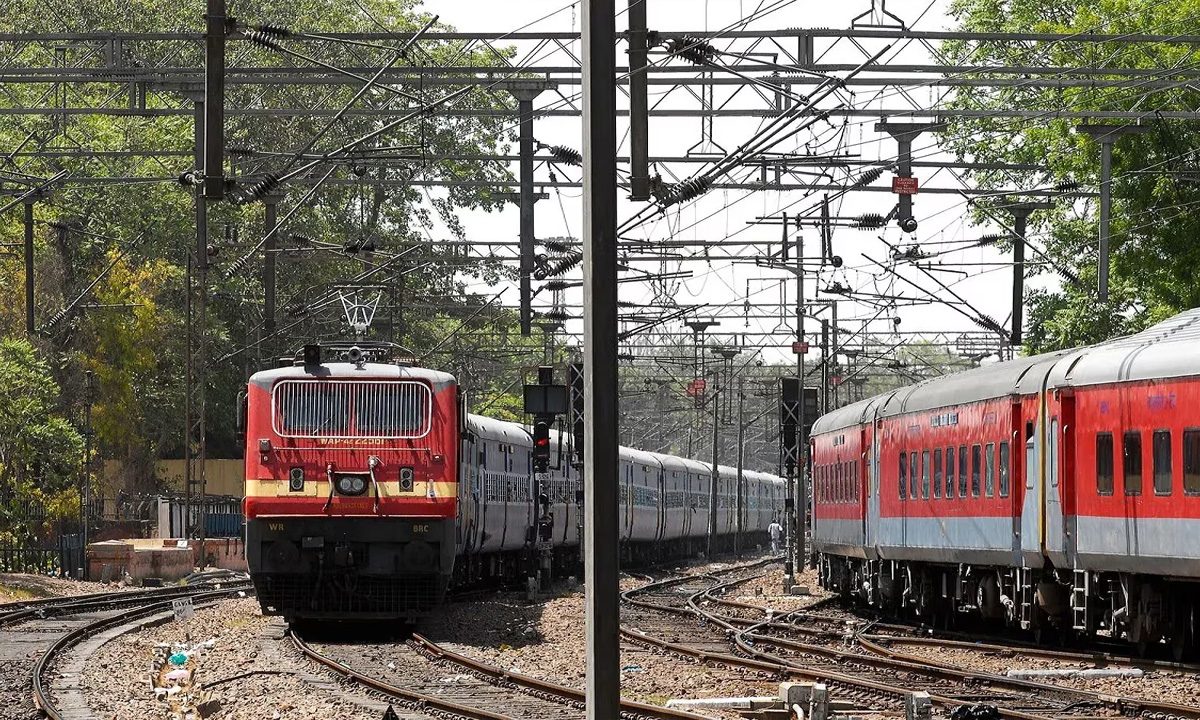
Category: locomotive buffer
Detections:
[{"x1": 525, "y1": 366, "x2": 568, "y2": 593}]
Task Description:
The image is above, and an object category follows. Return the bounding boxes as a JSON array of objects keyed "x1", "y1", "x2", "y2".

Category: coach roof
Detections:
[
  {"x1": 1050, "y1": 307, "x2": 1200, "y2": 388},
  {"x1": 814, "y1": 309, "x2": 1200, "y2": 429},
  {"x1": 811, "y1": 391, "x2": 896, "y2": 435}
]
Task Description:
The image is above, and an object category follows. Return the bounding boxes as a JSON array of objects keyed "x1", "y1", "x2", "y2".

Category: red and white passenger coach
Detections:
[{"x1": 811, "y1": 309, "x2": 1200, "y2": 657}]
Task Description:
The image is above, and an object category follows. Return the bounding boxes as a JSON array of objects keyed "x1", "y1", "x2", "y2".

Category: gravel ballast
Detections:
[
  {"x1": 57, "y1": 555, "x2": 792, "y2": 719},
  {"x1": 77, "y1": 598, "x2": 387, "y2": 720}
]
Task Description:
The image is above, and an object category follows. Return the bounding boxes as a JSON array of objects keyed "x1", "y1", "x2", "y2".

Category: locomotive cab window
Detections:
[
  {"x1": 1096, "y1": 432, "x2": 1114, "y2": 496},
  {"x1": 971, "y1": 444, "x2": 982, "y2": 498},
  {"x1": 1184, "y1": 429, "x2": 1200, "y2": 495},
  {"x1": 1124, "y1": 431, "x2": 1143, "y2": 495},
  {"x1": 1153, "y1": 430, "x2": 1172, "y2": 496}
]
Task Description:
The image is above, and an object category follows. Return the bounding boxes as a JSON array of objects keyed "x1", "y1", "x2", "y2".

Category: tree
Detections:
[
  {"x1": 0, "y1": 338, "x2": 84, "y2": 542},
  {"x1": 0, "y1": 0, "x2": 521, "y2": 491},
  {"x1": 942, "y1": 0, "x2": 1200, "y2": 352}
]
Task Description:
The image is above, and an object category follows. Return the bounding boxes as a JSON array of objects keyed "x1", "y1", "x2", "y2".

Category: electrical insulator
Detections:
[
  {"x1": 855, "y1": 213, "x2": 885, "y2": 229},
  {"x1": 854, "y1": 166, "x2": 885, "y2": 188},
  {"x1": 548, "y1": 145, "x2": 582, "y2": 167},
  {"x1": 668, "y1": 36, "x2": 717, "y2": 65}
]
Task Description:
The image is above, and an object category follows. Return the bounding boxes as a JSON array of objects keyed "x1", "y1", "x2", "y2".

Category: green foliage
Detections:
[
  {"x1": 0, "y1": 0, "x2": 522, "y2": 489},
  {"x1": 0, "y1": 338, "x2": 83, "y2": 541},
  {"x1": 943, "y1": 0, "x2": 1200, "y2": 352}
]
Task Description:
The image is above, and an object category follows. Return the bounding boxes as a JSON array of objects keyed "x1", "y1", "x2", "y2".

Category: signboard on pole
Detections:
[
  {"x1": 791, "y1": 341, "x2": 810, "y2": 355},
  {"x1": 892, "y1": 176, "x2": 919, "y2": 195}
]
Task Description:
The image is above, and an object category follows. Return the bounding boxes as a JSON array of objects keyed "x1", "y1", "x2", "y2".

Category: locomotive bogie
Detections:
[{"x1": 247, "y1": 516, "x2": 455, "y2": 621}]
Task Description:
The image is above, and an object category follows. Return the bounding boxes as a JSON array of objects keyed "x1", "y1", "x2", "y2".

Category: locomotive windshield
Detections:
[{"x1": 274, "y1": 380, "x2": 431, "y2": 438}]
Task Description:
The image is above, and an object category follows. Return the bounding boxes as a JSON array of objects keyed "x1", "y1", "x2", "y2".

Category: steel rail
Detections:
[
  {"x1": 407, "y1": 633, "x2": 708, "y2": 720},
  {"x1": 699, "y1": 580, "x2": 1200, "y2": 676},
  {"x1": 31, "y1": 585, "x2": 250, "y2": 720},
  {"x1": 288, "y1": 629, "x2": 705, "y2": 720},
  {"x1": 858, "y1": 629, "x2": 1200, "y2": 673},
  {"x1": 0, "y1": 581, "x2": 247, "y2": 628},
  {"x1": 624, "y1": 569, "x2": 1200, "y2": 720},
  {"x1": 693, "y1": 575, "x2": 1200, "y2": 720}
]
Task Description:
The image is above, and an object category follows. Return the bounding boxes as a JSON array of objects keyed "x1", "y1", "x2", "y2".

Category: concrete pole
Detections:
[
  {"x1": 795, "y1": 217, "x2": 806, "y2": 576},
  {"x1": 581, "y1": 0, "x2": 619, "y2": 716}
]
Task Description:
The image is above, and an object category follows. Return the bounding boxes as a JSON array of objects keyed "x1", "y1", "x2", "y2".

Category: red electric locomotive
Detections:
[
  {"x1": 812, "y1": 309, "x2": 1200, "y2": 657},
  {"x1": 241, "y1": 342, "x2": 460, "y2": 620}
]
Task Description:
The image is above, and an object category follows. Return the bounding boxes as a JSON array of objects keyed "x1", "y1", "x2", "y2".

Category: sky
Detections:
[{"x1": 404, "y1": 0, "x2": 1056, "y2": 368}]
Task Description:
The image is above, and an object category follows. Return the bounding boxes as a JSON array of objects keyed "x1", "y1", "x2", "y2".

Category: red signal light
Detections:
[{"x1": 535, "y1": 437, "x2": 550, "y2": 447}]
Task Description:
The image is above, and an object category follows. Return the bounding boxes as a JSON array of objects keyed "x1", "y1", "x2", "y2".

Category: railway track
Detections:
[
  {"x1": 712, "y1": 587, "x2": 1200, "y2": 678},
  {"x1": 3, "y1": 578, "x2": 251, "y2": 720},
  {"x1": 624, "y1": 565, "x2": 1200, "y2": 720},
  {"x1": 290, "y1": 627, "x2": 709, "y2": 720}
]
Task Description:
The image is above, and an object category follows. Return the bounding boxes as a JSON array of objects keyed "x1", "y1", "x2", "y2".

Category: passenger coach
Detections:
[{"x1": 812, "y1": 309, "x2": 1200, "y2": 657}]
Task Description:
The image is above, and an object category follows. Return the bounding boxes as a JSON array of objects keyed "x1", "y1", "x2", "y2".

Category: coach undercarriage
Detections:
[{"x1": 819, "y1": 554, "x2": 1198, "y2": 659}]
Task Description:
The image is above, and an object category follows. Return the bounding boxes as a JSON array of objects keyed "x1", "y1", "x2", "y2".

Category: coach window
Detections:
[
  {"x1": 909, "y1": 452, "x2": 918, "y2": 500},
  {"x1": 945, "y1": 446, "x2": 955, "y2": 498},
  {"x1": 932, "y1": 449, "x2": 943, "y2": 498},
  {"x1": 1153, "y1": 430, "x2": 1173, "y2": 495},
  {"x1": 1124, "y1": 431, "x2": 1143, "y2": 495},
  {"x1": 1184, "y1": 429, "x2": 1200, "y2": 495},
  {"x1": 971, "y1": 444, "x2": 982, "y2": 497},
  {"x1": 1096, "y1": 433, "x2": 1114, "y2": 495},
  {"x1": 899, "y1": 452, "x2": 907, "y2": 499},
  {"x1": 985, "y1": 442, "x2": 996, "y2": 497},
  {"x1": 958, "y1": 445, "x2": 969, "y2": 498},
  {"x1": 999, "y1": 442, "x2": 1010, "y2": 497},
  {"x1": 921, "y1": 450, "x2": 930, "y2": 499}
]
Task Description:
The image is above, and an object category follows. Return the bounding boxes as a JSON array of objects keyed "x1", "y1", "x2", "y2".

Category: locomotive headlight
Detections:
[
  {"x1": 336, "y1": 474, "x2": 367, "y2": 496},
  {"x1": 399, "y1": 466, "x2": 415, "y2": 491},
  {"x1": 288, "y1": 467, "x2": 305, "y2": 492}
]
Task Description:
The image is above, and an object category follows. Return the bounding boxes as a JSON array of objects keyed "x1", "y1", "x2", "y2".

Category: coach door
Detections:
[
  {"x1": 1043, "y1": 394, "x2": 1073, "y2": 566},
  {"x1": 860, "y1": 426, "x2": 871, "y2": 547},
  {"x1": 866, "y1": 417, "x2": 882, "y2": 554},
  {"x1": 1010, "y1": 400, "x2": 1023, "y2": 565}
]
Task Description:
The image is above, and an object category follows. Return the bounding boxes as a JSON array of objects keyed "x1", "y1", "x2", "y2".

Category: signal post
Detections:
[{"x1": 525, "y1": 366, "x2": 568, "y2": 594}]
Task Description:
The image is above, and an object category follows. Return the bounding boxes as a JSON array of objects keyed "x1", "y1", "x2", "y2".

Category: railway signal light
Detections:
[{"x1": 533, "y1": 420, "x2": 551, "y2": 469}]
